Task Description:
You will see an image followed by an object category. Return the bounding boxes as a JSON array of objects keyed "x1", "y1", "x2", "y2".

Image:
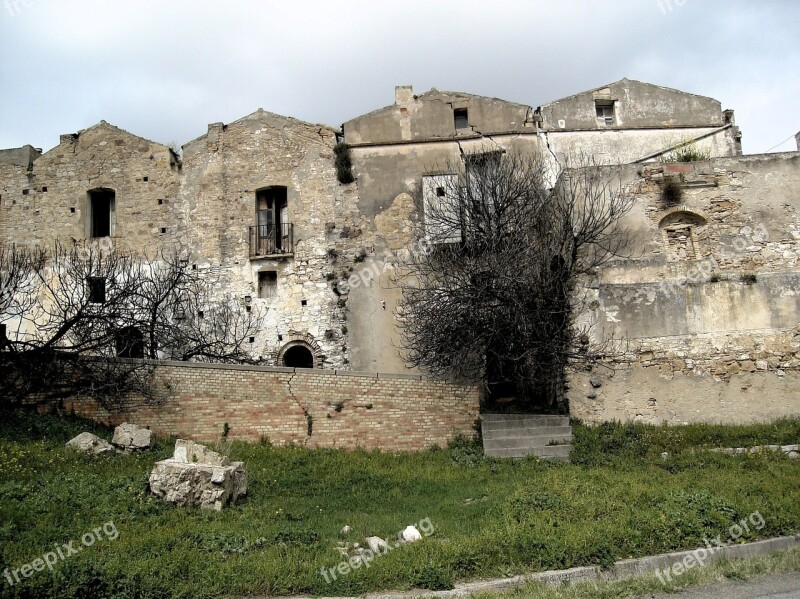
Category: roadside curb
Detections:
[{"x1": 286, "y1": 534, "x2": 800, "y2": 599}]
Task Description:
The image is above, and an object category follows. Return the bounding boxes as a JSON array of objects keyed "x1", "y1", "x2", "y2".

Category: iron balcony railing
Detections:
[{"x1": 249, "y1": 223, "x2": 294, "y2": 257}]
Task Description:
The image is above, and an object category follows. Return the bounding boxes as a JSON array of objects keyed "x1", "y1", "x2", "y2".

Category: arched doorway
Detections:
[{"x1": 282, "y1": 344, "x2": 315, "y2": 368}]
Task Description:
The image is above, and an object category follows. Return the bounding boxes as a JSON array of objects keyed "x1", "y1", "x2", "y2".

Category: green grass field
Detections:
[{"x1": 0, "y1": 410, "x2": 798, "y2": 598}]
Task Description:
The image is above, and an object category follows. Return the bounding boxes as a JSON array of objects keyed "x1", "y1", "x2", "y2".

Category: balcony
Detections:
[{"x1": 249, "y1": 223, "x2": 294, "y2": 258}]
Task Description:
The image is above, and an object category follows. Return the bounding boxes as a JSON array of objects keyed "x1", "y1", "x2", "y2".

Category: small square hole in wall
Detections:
[
  {"x1": 70, "y1": 207, "x2": 75, "y2": 213},
  {"x1": 41, "y1": 186, "x2": 47, "y2": 192},
  {"x1": 198, "y1": 310, "x2": 204, "y2": 319},
  {"x1": 192, "y1": 264, "x2": 197, "y2": 270},
  {"x1": 246, "y1": 305, "x2": 252, "y2": 313},
  {"x1": 22, "y1": 189, "x2": 29, "y2": 195},
  {"x1": 278, "y1": 334, "x2": 283, "y2": 341},
  {"x1": 160, "y1": 227, "x2": 167, "y2": 234},
  {"x1": 249, "y1": 337, "x2": 255, "y2": 343},
  {"x1": 158, "y1": 199, "x2": 163, "y2": 205},
  {"x1": 301, "y1": 299, "x2": 308, "y2": 306},
  {"x1": 143, "y1": 176, "x2": 149, "y2": 182},
  {"x1": 436, "y1": 187, "x2": 445, "y2": 197}
]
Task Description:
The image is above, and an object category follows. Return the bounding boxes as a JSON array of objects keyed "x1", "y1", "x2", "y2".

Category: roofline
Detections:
[
  {"x1": 342, "y1": 86, "x2": 533, "y2": 127},
  {"x1": 537, "y1": 77, "x2": 722, "y2": 109},
  {"x1": 184, "y1": 108, "x2": 339, "y2": 148}
]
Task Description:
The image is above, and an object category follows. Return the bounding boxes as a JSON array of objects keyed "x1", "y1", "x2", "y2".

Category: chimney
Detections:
[
  {"x1": 207, "y1": 122, "x2": 224, "y2": 152},
  {"x1": 395, "y1": 85, "x2": 413, "y2": 107},
  {"x1": 796, "y1": 130, "x2": 800, "y2": 151}
]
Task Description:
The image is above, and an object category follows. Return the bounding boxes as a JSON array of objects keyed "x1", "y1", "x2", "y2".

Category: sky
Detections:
[{"x1": 0, "y1": 0, "x2": 798, "y2": 155}]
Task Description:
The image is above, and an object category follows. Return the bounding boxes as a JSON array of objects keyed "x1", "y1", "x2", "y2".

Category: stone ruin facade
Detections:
[{"x1": 1, "y1": 78, "x2": 798, "y2": 424}]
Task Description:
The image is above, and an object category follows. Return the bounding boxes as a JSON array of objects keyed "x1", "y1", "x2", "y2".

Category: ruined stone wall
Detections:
[
  {"x1": 51, "y1": 360, "x2": 481, "y2": 450},
  {"x1": 179, "y1": 110, "x2": 366, "y2": 368},
  {"x1": 571, "y1": 152, "x2": 800, "y2": 424},
  {"x1": 1, "y1": 122, "x2": 181, "y2": 251}
]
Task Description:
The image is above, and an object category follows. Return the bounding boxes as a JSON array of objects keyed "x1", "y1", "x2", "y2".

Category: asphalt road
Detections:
[{"x1": 638, "y1": 572, "x2": 800, "y2": 598}]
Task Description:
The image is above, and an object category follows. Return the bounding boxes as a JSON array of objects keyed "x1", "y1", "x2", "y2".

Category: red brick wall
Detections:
[{"x1": 57, "y1": 361, "x2": 481, "y2": 451}]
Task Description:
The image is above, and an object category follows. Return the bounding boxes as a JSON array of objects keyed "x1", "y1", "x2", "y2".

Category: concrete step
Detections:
[
  {"x1": 481, "y1": 425, "x2": 574, "y2": 440},
  {"x1": 481, "y1": 414, "x2": 569, "y2": 427},
  {"x1": 482, "y1": 434, "x2": 573, "y2": 450},
  {"x1": 481, "y1": 414, "x2": 573, "y2": 462}
]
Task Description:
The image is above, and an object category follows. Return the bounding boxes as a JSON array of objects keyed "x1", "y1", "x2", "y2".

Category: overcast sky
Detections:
[{"x1": 1, "y1": 0, "x2": 798, "y2": 155}]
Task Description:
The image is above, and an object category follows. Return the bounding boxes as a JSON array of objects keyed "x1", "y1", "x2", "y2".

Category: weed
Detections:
[
  {"x1": 660, "y1": 139, "x2": 711, "y2": 163},
  {"x1": 333, "y1": 142, "x2": 355, "y2": 184},
  {"x1": 447, "y1": 433, "x2": 484, "y2": 466}
]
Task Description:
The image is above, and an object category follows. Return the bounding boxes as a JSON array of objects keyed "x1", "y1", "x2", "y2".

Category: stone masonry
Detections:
[{"x1": 3, "y1": 79, "x2": 800, "y2": 431}]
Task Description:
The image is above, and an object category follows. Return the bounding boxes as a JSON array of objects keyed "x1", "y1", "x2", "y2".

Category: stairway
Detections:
[{"x1": 481, "y1": 414, "x2": 572, "y2": 461}]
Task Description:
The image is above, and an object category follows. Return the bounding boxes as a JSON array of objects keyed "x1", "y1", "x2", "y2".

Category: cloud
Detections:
[{"x1": 0, "y1": 0, "x2": 797, "y2": 153}]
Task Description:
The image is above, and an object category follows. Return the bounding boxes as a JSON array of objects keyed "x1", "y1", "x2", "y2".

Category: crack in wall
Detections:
[{"x1": 285, "y1": 370, "x2": 312, "y2": 438}]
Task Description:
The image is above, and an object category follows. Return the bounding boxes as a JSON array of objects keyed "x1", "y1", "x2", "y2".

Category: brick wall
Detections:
[{"x1": 56, "y1": 361, "x2": 481, "y2": 451}]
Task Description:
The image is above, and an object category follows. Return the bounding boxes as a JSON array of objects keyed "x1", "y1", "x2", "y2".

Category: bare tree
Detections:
[
  {"x1": 397, "y1": 150, "x2": 633, "y2": 411},
  {"x1": 125, "y1": 250, "x2": 263, "y2": 363},
  {"x1": 0, "y1": 242, "x2": 263, "y2": 410}
]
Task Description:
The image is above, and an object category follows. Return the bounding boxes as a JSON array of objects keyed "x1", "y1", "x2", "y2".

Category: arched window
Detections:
[{"x1": 659, "y1": 211, "x2": 706, "y2": 262}]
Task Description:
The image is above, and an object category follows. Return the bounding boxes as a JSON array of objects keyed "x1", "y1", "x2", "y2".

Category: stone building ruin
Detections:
[{"x1": 1, "y1": 78, "x2": 798, "y2": 425}]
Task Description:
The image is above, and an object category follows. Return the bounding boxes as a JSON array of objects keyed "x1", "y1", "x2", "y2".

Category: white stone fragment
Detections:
[
  {"x1": 400, "y1": 525, "x2": 422, "y2": 542},
  {"x1": 66, "y1": 432, "x2": 115, "y2": 455}
]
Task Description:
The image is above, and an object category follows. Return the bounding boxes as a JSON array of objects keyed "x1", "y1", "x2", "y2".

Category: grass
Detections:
[
  {"x1": 468, "y1": 547, "x2": 800, "y2": 599},
  {"x1": 0, "y1": 410, "x2": 798, "y2": 598}
]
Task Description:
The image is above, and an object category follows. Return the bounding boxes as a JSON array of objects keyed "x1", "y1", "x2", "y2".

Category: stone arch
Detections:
[
  {"x1": 275, "y1": 333, "x2": 325, "y2": 369},
  {"x1": 658, "y1": 210, "x2": 707, "y2": 262}
]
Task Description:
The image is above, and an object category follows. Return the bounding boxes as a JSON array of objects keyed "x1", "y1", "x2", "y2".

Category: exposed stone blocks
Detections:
[{"x1": 573, "y1": 153, "x2": 800, "y2": 425}]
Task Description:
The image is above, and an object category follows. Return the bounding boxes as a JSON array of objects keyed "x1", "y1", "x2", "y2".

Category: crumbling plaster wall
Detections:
[
  {"x1": 536, "y1": 78, "x2": 741, "y2": 171},
  {"x1": 343, "y1": 134, "x2": 543, "y2": 373},
  {"x1": 540, "y1": 127, "x2": 740, "y2": 168},
  {"x1": 179, "y1": 109, "x2": 360, "y2": 368},
  {"x1": 538, "y1": 79, "x2": 726, "y2": 131},
  {"x1": 344, "y1": 86, "x2": 536, "y2": 145},
  {"x1": 571, "y1": 152, "x2": 800, "y2": 424}
]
